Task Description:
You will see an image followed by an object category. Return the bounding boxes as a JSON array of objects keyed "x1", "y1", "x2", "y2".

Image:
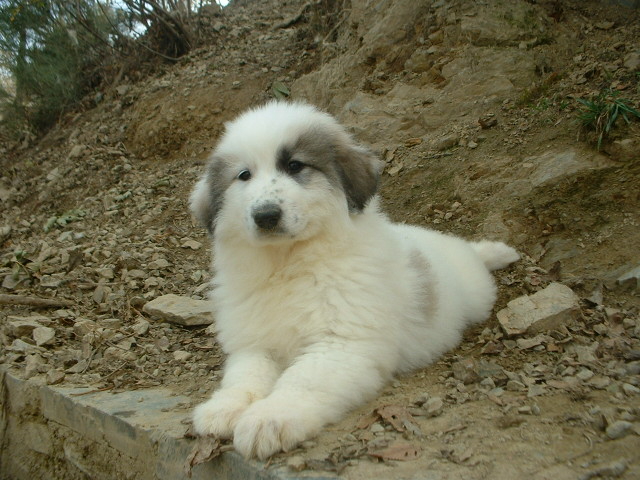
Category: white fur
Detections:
[{"x1": 191, "y1": 102, "x2": 519, "y2": 459}]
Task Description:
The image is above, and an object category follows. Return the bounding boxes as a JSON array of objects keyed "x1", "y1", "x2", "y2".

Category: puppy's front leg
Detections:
[
  {"x1": 233, "y1": 341, "x2": 391, "y2": 459},
  {"x1": 193, "y1": 350, "x2": 281, "y2": 438}
]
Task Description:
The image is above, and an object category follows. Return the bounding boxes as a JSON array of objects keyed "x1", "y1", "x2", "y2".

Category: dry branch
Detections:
[{"x1": 0, "y1": 294, "x2": 74, "y2": 308}]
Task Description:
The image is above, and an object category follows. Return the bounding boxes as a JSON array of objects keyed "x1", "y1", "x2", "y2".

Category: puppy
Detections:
[{"x1": 190, "y1": 101, "x2": 519, "y2": 459}]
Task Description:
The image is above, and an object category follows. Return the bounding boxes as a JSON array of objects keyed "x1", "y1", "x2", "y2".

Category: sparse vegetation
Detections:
[
  {"x1": 577, "y1": 88, "x2": 640, "y2": 150},
  {"x1": 0, "y1": 0, "x2": 211, "y2": 138}
]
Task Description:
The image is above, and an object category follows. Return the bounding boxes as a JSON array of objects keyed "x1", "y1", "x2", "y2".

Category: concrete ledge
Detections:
[{"x1": 0, "y1": 368, "x2": 337, "y2": 480}]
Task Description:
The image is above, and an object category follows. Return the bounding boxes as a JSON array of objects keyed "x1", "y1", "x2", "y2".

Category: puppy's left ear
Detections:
[
  {"x1": 335, "y1": 142, "x2": 383, "y2": 212},
  {"x1": 190, "y1": 157, "x2": 228, "y2": 235}
]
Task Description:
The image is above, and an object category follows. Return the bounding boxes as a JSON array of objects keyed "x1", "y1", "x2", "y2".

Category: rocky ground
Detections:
[{"x1": 1, "y1": 0, "x2": 639, "y2": 478}]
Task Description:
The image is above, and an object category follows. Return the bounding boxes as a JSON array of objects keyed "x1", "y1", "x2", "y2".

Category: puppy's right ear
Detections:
[
  {"x1": 335, "y1": 142, "x2": 383, "y2": 213},
  {"x1": 190, "y1": 157, "x2": 228, "y2": 235}
]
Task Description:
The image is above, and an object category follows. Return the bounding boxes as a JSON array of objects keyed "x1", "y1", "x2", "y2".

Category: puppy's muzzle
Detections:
[{"x1": 252, "y1": 203, "x2": 282, "y2": 231}]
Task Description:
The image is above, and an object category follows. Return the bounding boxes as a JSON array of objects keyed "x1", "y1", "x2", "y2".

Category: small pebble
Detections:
[
  {"x1": 370, "y1": 422, "x2": 385, "y2": 434},
  {"x1": 606, "y1": 420, "x2": 633, "y2": 440}
]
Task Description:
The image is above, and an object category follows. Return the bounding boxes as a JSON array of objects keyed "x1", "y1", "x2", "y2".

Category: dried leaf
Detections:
[
  {"x1": 271, "y1": 81, "x2": 290, "y2": 99},
  {"x1": 355, "y1": 411, "x2": 379, "y2": 430},
  {"x1": 184, "y1": 436, "x2": 222, "y2": 477},
  {"x1": 369, "y1": 443, "x2": 421, "y2": 461},
  {"x1": 376, "y1": 405, "x2": 420, "y2": 434},
  {"x1": 405, "y1": 137, "x2": 423, "y2": 147}
]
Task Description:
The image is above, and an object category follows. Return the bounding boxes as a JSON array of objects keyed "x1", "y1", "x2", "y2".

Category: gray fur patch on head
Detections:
[
  {"x1": 284, "y1": 127, "x2": 382, "y2": 212},
  {"x1": 190, "y1": 156, "x2": 232, "y2": 234}
]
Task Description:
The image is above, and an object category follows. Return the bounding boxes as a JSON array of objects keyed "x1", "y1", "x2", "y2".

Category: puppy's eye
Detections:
[
  {"x1": 237, "y1": 170, "x2": 252, "y2": 181},
  {"x1": 287, "y1": 160, "x2": 305, "y2": 175}
]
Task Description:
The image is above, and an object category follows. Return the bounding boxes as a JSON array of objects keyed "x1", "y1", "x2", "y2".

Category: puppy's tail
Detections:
[{"x1": 470, "y1": 240, "x2": 520, "y2": 271}]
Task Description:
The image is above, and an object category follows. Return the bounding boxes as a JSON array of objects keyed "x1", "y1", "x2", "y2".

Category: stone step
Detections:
[{"x1": 0, "y1": 368, "x2": 336, "y2": 480}]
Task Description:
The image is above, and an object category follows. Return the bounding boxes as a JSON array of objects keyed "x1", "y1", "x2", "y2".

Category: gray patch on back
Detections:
[{"x1": 409, "y1": 249, "x2": 438, "y2": 322}]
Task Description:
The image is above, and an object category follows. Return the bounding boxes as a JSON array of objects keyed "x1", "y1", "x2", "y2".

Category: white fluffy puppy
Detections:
[{"x1": 190, "y1": 101, "x2": 519, "y2": 460}]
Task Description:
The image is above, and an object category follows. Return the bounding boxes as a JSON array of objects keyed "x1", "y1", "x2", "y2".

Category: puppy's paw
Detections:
[
  {"x1": 192, "y1": 389, "x2": 254, "y2": 438},
  {"x1": 233, "y1": 399, "x2": 316, "y2": 460}
]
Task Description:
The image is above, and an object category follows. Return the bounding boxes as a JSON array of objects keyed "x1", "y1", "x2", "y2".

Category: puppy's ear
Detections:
[
  {"x1": 335, "y1": 142, "x2": 383, "y2": 212},
  {"x1": 190, "y1": 157, "x2": 228, "y2": 235}
]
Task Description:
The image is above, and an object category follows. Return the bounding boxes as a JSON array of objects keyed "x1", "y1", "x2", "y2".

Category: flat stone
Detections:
[
  {"x1": 616, "y1": 265, "x2": 640, "y2": 290},
  {"x1": 452, "y1": 358, "x2": 480, "y2": 384},
  {"x1": 623, "y1": 51, "x2": 640, "y2": 71},
  {"x1": 33, "y1": 327, "x2": 56, "y2": 347},
  {"x1": 132, "y1": 319, "x2": 151, "y2": 336},
  {"x1": 6, "y1": 316, "x2": 49, "y2": 337},
  {"x1": 46, "y1": 370, "x2": 65, "y2": 385},
  {"x1": 606, "y1": 420, "x2": 633, "y2": 440},
  {"x1": 173, "y1": 350, "x2": 192, "y2": 362},
  {"x1": 181, "y1": 239, "x2": 203, "y2": 250},
  {"x1": 142, "y1": 294, "x2": 214, "y2": 326},
  {"x1": 497, "y1": 283, "x2": 581, "y2": 336},
  {"x1": 73, "y1": 319, "x2": 97, "y2": 336},
  {"x1": 424, "y1": 396, "x2": 444, "y2": 417},
  {"x1": 148, "y1": 258, "x2": 171, "y2": 270}
]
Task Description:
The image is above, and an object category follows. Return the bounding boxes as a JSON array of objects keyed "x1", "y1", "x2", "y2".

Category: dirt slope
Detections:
[{"x1": 1, "y1": 0, "x2": 639, "y2": 478}]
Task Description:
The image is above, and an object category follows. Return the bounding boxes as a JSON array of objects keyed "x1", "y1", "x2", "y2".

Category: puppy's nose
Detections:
[{"x1": 252, "y1": 204, "x2": 282, "y2": 230}]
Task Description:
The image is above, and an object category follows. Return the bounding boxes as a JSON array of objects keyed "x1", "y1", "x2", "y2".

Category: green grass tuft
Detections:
[{"x1": 577, "y1": 89, "x2": 640, "y2": 150}]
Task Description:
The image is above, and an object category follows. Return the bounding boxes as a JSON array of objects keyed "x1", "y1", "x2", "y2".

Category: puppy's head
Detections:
[{"x1": 191, "y1": 102, "x2": 382, "y2": 244}]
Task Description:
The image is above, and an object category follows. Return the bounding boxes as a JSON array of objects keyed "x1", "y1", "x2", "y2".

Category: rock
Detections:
[
  {"x1": 73, "y1": 319, "x2": 97, "y2": 336},
  {"x1": 25, "y1": 354, "x2": 45, "y2": 378},
  {"x1": 96, "y1": 267, "x2": 115, "y2": 279},
  {"x1": 432, "y1": 134, "x2": 460, "y2": 151},
  {"x1": 622, "y1": 383, "x2": 639, "y2": 395},
  {"x1": 516, "y1": 335, "x2": 547, "y2": 350},
  {"x1": 497, "y1": 283, "x2": 581, "y2": 335},
  {"x1": 0, "y1": 225, "x2": 12, "y2": 243},
  {"x1": 173, "y1": 350, "x2": 192, "y2": 362},
  {"x1": 605, "y1": 138, "x2": 640, "y2": 162},
  {"x1": 148, "y1": 258, "x2": 171, "y2": 270},
  {"x1": 576, "y1": 368, "x2": 594, "y2": 381},
  {"x1": 452, "y1": 358, "x2": 480, "y2": 384},
  {"x1": 6, "y1": 316, "x2": 49, "y2": 337},
  {"x1": 623, "y1": 51, "x2": 640, "y2": 71},
  {"x1": 67, "y1": 144, "x2": 87, "y2": 159},
  {"x1": 424, "y1": 396, "x2": 444, "y2": 417},
  {"x1": 142, "y1": 294, "x2": 214, "y2": 326},
  {"x1": 181, "y1": 239, "x2": 203, "y2": 250},
  {"x1": 594, "y1": 21, "x2": 615, "y2": 30},
  {"x1": 616, "y1": 265, "x2": 640, "y2": 290},
  {"x1": 478, "y1": 114, "x2": 498, "y2": 129},
  {"x1": 132, "y1": 319, "x2": 151, "y2": 336},
  {"x1": 287, "y1": 455, "x2": 306, "y2": 472},
  {"x1": 46, "y1": 370, "x2": 66, "y2": 385},
  {"x1": 33, "y1": 327, "x2": 56, "y2": 347},
  {"x1": 370, "y1": 422, "x2": 385, "y2": 434},
  {"x1": 605, "y1": 420, "x2": 633, "y2": 440},
  {"x1": 115, "y1": 85, "x2": 131, "y2": 96},
  {"x1": 66, "y1": 359, "x2": 89, "y2": 374},
  {"x1": 580, "y1": 461, "x2": 628, "y2": 480},
  {"x1": 9, "y1": 339, "x2": 38, "y2": 354},
  {"x1": 506, "y1": 380, "x2": 526, "y2": 392},
  {"x1": 527, "y1": 384, "x2": 546, "y2": 397},
  {"x1": 40, "y1": 275, "x2": 63, "y2": 288}
]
